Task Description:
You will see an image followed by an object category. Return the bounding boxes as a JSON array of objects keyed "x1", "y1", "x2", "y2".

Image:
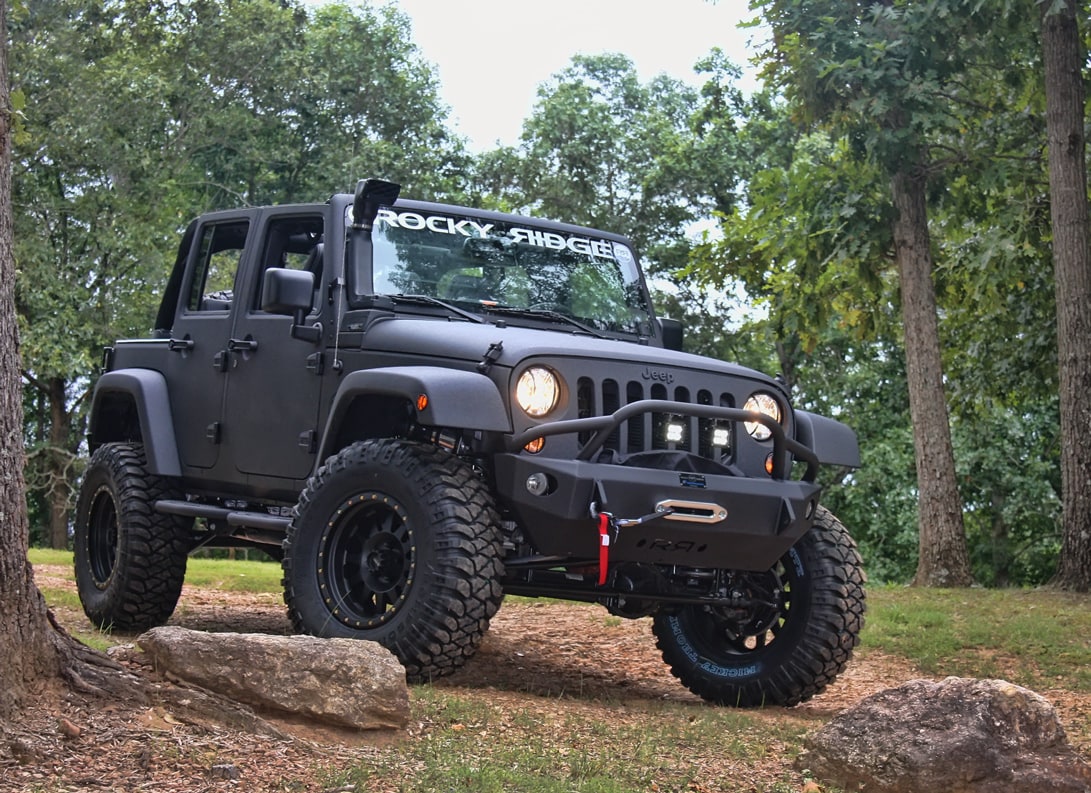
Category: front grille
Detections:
[{"x1": 576, "y1": 376, "x2": 736, "y2": 460}]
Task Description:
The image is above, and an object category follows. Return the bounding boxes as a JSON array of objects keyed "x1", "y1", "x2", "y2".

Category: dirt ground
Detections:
[{"x1": 5, "y1": 567, "x2": 1090, "y2": 792}]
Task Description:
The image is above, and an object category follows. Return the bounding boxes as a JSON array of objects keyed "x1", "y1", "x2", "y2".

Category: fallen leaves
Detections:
[{"x1": 15, "y1": 565, "x2": 1091, "y2": 792}]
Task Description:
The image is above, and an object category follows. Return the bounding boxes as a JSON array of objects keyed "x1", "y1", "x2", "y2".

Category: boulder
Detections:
[
  {"x1": 137, "y1": 627, "x2": 409, "y2": 730},
  {"x1": 799, "y1": 677, "x2": 1091, "y2": 793}
]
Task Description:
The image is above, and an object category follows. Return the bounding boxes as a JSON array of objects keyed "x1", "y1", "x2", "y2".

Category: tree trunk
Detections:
[
  {"x1": 0, "y1": 0, "x2": 61, "y2": 718},
  {"x1": 891, "y1": 167, "x2": 974, "y2": 587},
  {"x1": 1040, "y1": 0, "x2": 1091, "y2": 592},
  {"x1": 0, "y1": 0, "x2": 149, "y2": 722},
  {"x1": 47, "y1": 376, "x2": 73, "y2": 549},
  {"x1": 991, "y1": 490, "x2": 1011, "y2": 588}
]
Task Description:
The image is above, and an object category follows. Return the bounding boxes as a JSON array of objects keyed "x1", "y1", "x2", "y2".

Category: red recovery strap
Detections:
[{"x1": 598, "y1": 512, "x2": 611, "y2": 586}]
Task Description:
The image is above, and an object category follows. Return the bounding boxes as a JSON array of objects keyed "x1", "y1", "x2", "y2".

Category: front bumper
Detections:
[{"x1": 495, "y1": 400, "x2": 824, "y2": 571}]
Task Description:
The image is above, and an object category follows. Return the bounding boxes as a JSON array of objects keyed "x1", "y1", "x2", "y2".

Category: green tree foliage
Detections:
[
  {"x1": 13, "y1": 0, "x2": 191, "y2": 546},
  {"x1": 756, "y1": 0, "x2": 1029, "y2": 587},
  {"x1": 11, "y1": 0, "x2": 465, "y2": 546},
  {"x1": 802, "y1": 337, "x2": 920, "y2": 583},
  {"x1": 473, "y1": 53, "x2": 736, "y2": 263},
  {"x1": 692, "y1": 1, "x2": 1082, "y2": 586},
  {"x1": 470, "y1": 50, "x2": 756, "y2": 380},
  {"x1": 689, "y1": 116, "x2": 894, "y2": 365},
  {"x1": 470, "y1": 18, "x2": 1069, "y2": 586},
  {"x1": 296, "y1": 4, "x2": 471, "y2": 200},
  {"x1": 13, "y1": 0, "x2": 1081, "y2": 589},
  {"x1": 953, "y1": 407, "x2": 1062, "y2": 587}
]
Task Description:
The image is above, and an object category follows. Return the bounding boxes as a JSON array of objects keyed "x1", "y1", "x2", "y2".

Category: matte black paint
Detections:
[{"x1": 88, "y1": 188, "x2": 860, "y2": 582}]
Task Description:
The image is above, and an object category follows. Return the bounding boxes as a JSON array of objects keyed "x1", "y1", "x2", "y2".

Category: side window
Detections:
[
  {"x1": 255, "y1": 215, "x2": 325, "y2": 311},
  {"x1": 187, "y1": 220, "x2": 250, "y2": 312}
]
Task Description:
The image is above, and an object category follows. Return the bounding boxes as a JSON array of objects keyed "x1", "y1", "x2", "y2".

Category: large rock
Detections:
[
  {"x1": 799, "y1": 677, "x2": 1091, "y2": 793},
  {"x1": 137, "y1": 627, "x2": 409, "y2": 730}
]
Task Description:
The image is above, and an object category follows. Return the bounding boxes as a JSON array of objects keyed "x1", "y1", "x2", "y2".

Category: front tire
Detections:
[
  {"x1": 282, "y1": 439, "x2": 504, "y2": 682},
  {"x1": 652, "y1": 506, "x2": 865, "y2": 707},
  {"x1": 73, "y1": 442, "x2": 192, "y2": 632}
]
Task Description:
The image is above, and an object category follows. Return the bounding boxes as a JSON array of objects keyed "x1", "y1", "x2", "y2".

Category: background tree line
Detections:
[{"x1": 10, "y1": 0, "x2": 1090, "y2": 590}]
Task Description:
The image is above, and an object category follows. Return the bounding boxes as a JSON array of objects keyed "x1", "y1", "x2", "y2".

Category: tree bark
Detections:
[
  {"x1": 0, "y1": 0, "x2": 151, "y2": 722},
  {"x1": 0, "y1": 0, "x2": 61, "y2": 718},
  {"x1": 891, "y1": 167, "x2": 974, "y2": 587},
  {"x1": 47, "y1": 376, "x2": 73, "y2": 549},
  {"x1": 1040, "y1": 0, "x2": 1091, "y2": 592}
]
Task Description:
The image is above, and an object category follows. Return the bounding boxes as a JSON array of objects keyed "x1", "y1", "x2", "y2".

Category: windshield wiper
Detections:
[
  {"x1": 389, "y1": 294, "x2": 486, "y2": 324},
  {"x1": 481, "y1": 306, "x2": 609, "y2": 339}
]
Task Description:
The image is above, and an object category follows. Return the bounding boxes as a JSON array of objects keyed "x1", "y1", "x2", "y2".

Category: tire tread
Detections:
[
  {"x1": 74, "y1": 443, "x2": 190, "y2": 632},
  {"x1": 653, "y1": 506, "x2": 866, "y2": 707},
  {"x1": 282, "y1": 439, "x2": 504, "y2": 681}
]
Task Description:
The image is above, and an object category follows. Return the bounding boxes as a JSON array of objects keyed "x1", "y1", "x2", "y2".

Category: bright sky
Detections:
[{"x1": 389, "y1": 0, "x2": 762, "y2": 152}]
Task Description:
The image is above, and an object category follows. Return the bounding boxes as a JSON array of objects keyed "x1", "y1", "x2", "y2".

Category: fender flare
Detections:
[
  {"x1": 316, "y1": 366, "x2": 511, "y2": 463},
  {"x1": 88, "y1": 369, "x2": 182, "y2": 477},
  {"x1": 794, "y1": 410, "x2": 861, "y2": 469}
]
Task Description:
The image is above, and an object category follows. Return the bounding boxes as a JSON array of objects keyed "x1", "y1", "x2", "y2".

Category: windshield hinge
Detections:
[
  {"x1": 327, "y1": 276, "x2": 345, "y2": 306},
  {"x1": 477, "y1": 341, "x2": 504, "y2": 373}
]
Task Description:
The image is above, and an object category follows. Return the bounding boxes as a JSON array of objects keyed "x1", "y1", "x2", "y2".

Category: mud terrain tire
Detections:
[
  {"x1": 73, "y1": 442, "x2": 191, "y2": 632},
  {"x1": 282, "y1": 439, "x2": 505, "y2": 681},
  {"x1": 652, "y1": 506, "x2": 865, "y2": 707}
]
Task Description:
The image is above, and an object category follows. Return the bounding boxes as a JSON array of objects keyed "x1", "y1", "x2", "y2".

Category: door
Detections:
[
  {"x1": 220, "y1": 210, "x2": 328, "y2": 481},
  {"x1": 163, "y1": 215, "x2": 253, "y2": 470}
]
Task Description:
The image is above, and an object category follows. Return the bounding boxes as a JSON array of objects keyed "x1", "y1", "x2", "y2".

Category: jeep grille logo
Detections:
[{"x1": 641, "y1": 366, "x2": 674, "y2": 384}]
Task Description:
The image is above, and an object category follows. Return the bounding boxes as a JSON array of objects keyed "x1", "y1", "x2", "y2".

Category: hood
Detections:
[{"x1": 356, "y1": 314, "x2": 783, "y2": 392}]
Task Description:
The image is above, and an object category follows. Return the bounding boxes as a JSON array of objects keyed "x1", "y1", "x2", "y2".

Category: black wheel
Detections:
[
  {"x1": 282, "y1": 439, "x2": 504, "y2": 681},
  {"x1": 652, "y1": 506, "x2": 865, "y2": 707},
  {"x1": 73, "y1": 443, "x2": 192, "y2": 632}
]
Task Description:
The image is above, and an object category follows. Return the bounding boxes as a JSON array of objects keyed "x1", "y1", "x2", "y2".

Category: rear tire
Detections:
[
  {"x1": 652, "y1": 506, "x2": 865, "y2": 707},
  {"x1": 73, "y1": 443, "x2": 191, "y2": 632},
  {"x1": 282, "y1": 439, "x2": 504, "y2": 681}
]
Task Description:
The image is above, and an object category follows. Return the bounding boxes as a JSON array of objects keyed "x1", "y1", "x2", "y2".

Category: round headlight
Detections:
[
  {"x1": 516, "y1": 367, "x2": 560, "y2": 418},
  {"x1": 743, "y1": 392, "x2": 782, "y2": 441}
]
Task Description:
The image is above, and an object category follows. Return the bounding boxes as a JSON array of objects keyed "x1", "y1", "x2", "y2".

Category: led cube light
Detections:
[{"x1": 665, "y1": 422, "x2": 685, "y2": 443}]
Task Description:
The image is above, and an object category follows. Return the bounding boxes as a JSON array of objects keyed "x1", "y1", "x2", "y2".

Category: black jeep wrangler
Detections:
[{"x1": 75, "y1": 179, "x2": 865, "y2": 706}]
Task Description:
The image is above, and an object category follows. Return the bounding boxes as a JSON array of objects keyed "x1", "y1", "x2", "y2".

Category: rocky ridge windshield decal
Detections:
[{"x1": 376, "y1": 208, "x2": 628, "y2": 262}]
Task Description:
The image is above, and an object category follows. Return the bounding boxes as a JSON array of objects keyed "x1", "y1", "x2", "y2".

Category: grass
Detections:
[
  {"x1": 30, "y1": 548, "x2": 284, "y2": 649},
  {"x1": 325, "y1": 689, "x2": 811, "y2": 793},
  {"x1": 28, "y1": 550, "x2": 1091, "y2": 791},
  {"x1": 27, "y1": 547, "x2": 73, "y2": 566},
  {"x1": 29, "y1": 547, "x2": 284, "y2": 593},
  {"x1": 862, "y1": 585, "x2": 1091, "y2": 692},
  {"x1": 181, "y1": 556, "x2": 283, "y2": 592}
]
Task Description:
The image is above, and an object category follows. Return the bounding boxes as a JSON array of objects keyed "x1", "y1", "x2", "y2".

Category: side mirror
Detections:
[
  {"x1": 658, "y1": 317, "x2": 684, "y2": 351},
  {"x1": 262, "y1": 267, "x2": 313, "y2": 317},
  {"x1": 261, "y1": 268, "x2": 322, "y2": 342}
]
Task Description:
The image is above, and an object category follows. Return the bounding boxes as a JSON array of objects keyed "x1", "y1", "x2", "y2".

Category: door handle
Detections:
[{"x1": 227, "y1": 336, "x2": 258, "y2": 352}]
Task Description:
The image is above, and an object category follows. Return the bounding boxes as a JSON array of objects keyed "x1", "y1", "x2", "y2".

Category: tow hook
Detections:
[{"x1": 589, "y1": 503, "x2": 675, "y2": 586}]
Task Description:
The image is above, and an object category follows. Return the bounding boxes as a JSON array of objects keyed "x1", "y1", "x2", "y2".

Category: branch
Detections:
[{"x1": 21, "y1": 369, "x2": 48, "y2": 394}]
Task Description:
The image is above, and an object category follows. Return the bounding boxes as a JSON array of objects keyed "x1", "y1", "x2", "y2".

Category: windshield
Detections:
[{"x1": 353, "y1": 206, "x2": 655, "y2": 336}]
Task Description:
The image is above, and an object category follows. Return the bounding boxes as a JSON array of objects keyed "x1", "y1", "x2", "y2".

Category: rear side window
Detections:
[{"x1": 187, "y1": 220, "x2": 250, "y2": 312}]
